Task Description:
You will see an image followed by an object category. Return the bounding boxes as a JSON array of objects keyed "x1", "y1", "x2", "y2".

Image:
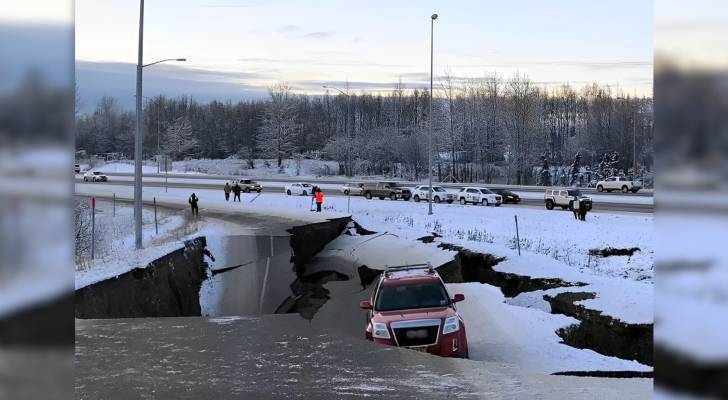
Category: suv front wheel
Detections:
[
  {"x1": 460, "y1": 197, "x2": 467, "y2": 205},
  {"x1": 482, "y1": 199, "x2": 489, "y2": 206},
  {"x1": 433, "y1": 196, "x2": 441, "y2": 203},
  {"x1": 597, "y1": 185, "x2": 604, "y2": 192},
  {"x1": 545, "y1": 199, "x2": 555, "y2": 210},
  {"x1": 413, "y1": 195, "x2": 420, "y2": 202},
  {"x1": 622, "y1": 186, "x2": 629, "y2": 193}
]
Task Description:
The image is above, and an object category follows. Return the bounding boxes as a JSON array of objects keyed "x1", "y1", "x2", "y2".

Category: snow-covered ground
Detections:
[
  {"x1": 74, "y1": 199, "x2": 262, "y2": 289},
  {"x1": 307, "y1": 229, "x2": 650, "y2": 373},
  {"x1": 74, "y1": 180, "x2": 653, "y2": 374},
  {"x1": 90, "y1": 158, "x2": 340, "y2": 178},
  {"x1": 450, "y1": 282, "x2": 649, "y2": 373},
  {"x1": 75, "y1": 182, "x2": 653, "y2": 324}
]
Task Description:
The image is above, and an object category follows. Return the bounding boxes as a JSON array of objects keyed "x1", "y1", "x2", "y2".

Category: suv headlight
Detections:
[
  {"x1": 443, "y1": 316, "x2": 460, "y2": 335},
  {"x1": 372, "y1": 323, "x2": 391, "y2": 339}
]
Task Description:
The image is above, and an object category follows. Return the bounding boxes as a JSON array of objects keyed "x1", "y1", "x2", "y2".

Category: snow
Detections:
[
  {"x1": 91, "y1": 158, "x2": 339, "y2": 178},
  {"x1": 75, "y1": 183, "x2": 348, "y2": 225},
  {"x1": 654, "y1": 213, "x2": 728, "y2": 362},
  {"x1": 74, "y1": 180, "x2": 653, "y2": 325},
  {"x1": 74, "y1": 199, "x2": 267, "y2": 289},
  {"x1": 450, "y1": 282, "x2": 651, "y2": 373}
]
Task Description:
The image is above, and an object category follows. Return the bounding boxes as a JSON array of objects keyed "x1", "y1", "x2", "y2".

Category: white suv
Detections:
[
  {"x1": 457, "y1": 187, "x2": 502, "y2": 206},
  {"x1": 544, "y1": 188, "x2": 592, "y2": 211},
  {"x1": 596, "y1": 176, "x2": 642, "y2": 193},
  {"x1": 412, "y1": 185, "x2": 455, "y2": 203}
]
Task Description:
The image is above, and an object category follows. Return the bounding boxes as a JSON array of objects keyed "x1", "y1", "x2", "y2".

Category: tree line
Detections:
[{"x1": 75, "y1": 73, "x2": 653, "y2": 185}]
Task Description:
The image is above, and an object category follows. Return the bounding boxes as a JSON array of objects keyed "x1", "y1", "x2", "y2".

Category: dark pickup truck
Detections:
[{"x1": 361, "y1": 181, "x2": 411, "y2": 201}]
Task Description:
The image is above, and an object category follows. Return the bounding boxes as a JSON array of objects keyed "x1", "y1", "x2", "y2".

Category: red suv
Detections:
[{"x1": 359, "y1": 264, "x2": 468, "y2": 358}]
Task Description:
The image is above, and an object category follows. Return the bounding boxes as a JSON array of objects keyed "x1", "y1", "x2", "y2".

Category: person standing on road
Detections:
[
  {"x1": 232, "y1": 182, "x2": 242, "y2": 202},
  {"x1": 571, "y1": 196, "x2": 580, "y2": 220},
  {"x1": 188, "y1": 193, "x2": 199, "y2": 216},
  {"x1": 315, "y1": 188, "x2": 324, "y2": 212},
  {"x1": 224, "y1": 182, "x2": 231, "y2": 202}
]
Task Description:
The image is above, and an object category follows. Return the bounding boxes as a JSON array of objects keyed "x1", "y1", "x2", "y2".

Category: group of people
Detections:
[
  {"x1": 572, "y1": 196, "x2": 589, "y2": 221},
  {"x1": 223, "y1": 182, "x2": 243, "y2": 202},
  {"x1": 188, "y1": 184, "x2": 327, "y2": 217}
]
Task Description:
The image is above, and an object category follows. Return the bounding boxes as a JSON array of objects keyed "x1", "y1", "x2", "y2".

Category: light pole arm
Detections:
[
  {"x1": 323, "y1": 85, "x2": 348, "y2": 97},
  {"x1": 142, "y1": 58, "x2": 186, "y2": 68}
]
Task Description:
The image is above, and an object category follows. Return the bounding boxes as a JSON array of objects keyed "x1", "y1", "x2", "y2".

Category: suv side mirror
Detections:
[
  {"x1": 359, "y1": 300, "x2": 373, "y2": 310},
  {"x1": 452, "y1": 294, "x2": 465, "y2": 303}
]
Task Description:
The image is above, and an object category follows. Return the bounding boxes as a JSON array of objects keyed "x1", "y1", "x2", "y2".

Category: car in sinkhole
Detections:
[{"x1": 359, "y1": 264, "x2": 468, "y2": 358}]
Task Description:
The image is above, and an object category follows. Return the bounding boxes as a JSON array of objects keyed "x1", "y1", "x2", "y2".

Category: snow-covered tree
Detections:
[
  {"x1": 256, "y1": 83, "x2": 301, "y2": 167},
  {"x1": 163, "y1": 117, "x2": 196, "y2": 160}
]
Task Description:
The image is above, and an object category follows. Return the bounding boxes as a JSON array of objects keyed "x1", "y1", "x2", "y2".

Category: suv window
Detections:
[
  {"x1": 375, "y1": 282, "x2": 450, "y2": 311},
  {"x1": 467, "y1": 188, "x2": 478, "y2": 193},
  {"x1": 567, "y1": 189, "x2": 582, "y2": 196},
  {"x1": 479, "y1": 189, "x2": 492, "y2": 194},
  {"x1": 607, "y1": 177, "x2": 616, "y2": 181}
]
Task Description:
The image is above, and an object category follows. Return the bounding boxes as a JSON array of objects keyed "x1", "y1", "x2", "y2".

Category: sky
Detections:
[{"x1": 71, "y1": 0, "x2": 655, "y2": 111}]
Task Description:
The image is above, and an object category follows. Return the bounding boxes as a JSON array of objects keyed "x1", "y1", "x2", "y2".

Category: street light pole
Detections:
[
  {"x1": 323, "y1": 85, "x2": 352, "y2": 177},
  {"x1": 428, "y1": 13, "x2": 438, "y2": 216},
  {"x1": 134, "y1": 0, "x2": 145, "y2": 249},
  {"x1": 133, "y1": 0, "x2": 186, "y2": 249}
]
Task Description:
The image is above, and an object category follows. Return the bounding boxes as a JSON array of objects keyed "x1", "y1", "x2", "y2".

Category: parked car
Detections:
[
  {"x1": 544, "y1": 188, "x2": 592, "y2": 211},
  {"x1": 231, "y1": 179, "x2": 263, "y2": 193},
  {"x1": 411, "y1": 185, "x2": 455, "y2": 203},
  {"x1": 457, "y1": 187, "x2": 502, "y2": 206},
  {"x1": 359, "y1": 264, "x2": 468, "y2": 358},
  {"x1": 284, "y1": 182, "x2": 313, "y2": 196},
  {"x1": 361, "y1": 181, "x2": 412, "y2": 201},
  {"x1": 341, "y1": 182, "x2": 365, "y2": 196},
  {"x1": 596, "y1": 176, "x2": 642, "y2": 193},
  {"x1": 83, "y1": 171, "x2": 108, "y2": 182},
  {"x1": 492, "y1": 188, "x2": 521, "y2": 204}
]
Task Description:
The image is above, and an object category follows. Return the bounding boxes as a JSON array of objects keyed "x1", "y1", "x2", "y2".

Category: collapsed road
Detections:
[{"x1": 74, "y1": 202, "x2": 652, "y2": 399}]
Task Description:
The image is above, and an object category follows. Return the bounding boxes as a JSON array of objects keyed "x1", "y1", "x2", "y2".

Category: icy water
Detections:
[{"x1": 200, "y1": 234, "x2": 296, "y2": 317}]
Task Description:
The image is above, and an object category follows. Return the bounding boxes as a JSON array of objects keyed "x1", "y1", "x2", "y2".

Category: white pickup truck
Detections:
[{"x1": 596, "y1": 176, "x2": 642, "y2": 193}]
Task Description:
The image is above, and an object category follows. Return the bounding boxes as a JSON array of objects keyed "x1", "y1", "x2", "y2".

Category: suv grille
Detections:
[{"x1": 391, "y1": 319, "x2": 440, "y2": 347}]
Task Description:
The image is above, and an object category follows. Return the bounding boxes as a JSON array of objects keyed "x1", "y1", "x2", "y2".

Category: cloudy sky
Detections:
[{"x1": 72, "y1": 0, "x2": 654, "y2": 111}]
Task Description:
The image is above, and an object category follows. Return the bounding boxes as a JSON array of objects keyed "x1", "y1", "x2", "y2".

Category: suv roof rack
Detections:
[{"x1": 383, "y1": 263, "x2": 435, "y2": 278}]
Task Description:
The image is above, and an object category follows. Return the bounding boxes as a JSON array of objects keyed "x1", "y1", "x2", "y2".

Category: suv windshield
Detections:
[
  {"x1": 375, "y1": 282, "x2": 450, "y2": 311},
  {"x1": 433, "y1": 187, "x2": 446, "y2": 192},
  {"x1": 567, "y1": 189, "x2": 582, "y2": 196},
  {"x1": 479, "y1": 188, "x2": 493, "y2": 194}
]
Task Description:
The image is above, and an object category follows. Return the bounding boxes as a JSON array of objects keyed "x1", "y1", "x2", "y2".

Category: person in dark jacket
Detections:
[
  {"x1": 232, "y1": 182, "x2": 242, "y2": 202},
  {"x1": 188, "y1": 193, "x2": 199, "y2": 216},
  {"x1": 224, "y1": 182, "x2": 231, "y2": 201},
  {"x1": 578, "y1": 200, "x2": 588, "y2": 221}
]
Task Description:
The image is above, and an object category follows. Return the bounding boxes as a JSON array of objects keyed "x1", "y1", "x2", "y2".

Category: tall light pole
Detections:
[
  {"x1": 323, "y1": 84, "x2": 352, "y2": 177},
  {"x1": 428, "y1": 13, "x2": 438, "y2": 216},
  {"x1": 134, "y1": 0, "x2": 186, "y2": 249}
]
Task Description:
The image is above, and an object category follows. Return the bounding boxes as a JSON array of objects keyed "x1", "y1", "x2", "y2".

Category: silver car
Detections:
[{"x1": 341, "y1": 182, "x2": 365, "y2": 196}]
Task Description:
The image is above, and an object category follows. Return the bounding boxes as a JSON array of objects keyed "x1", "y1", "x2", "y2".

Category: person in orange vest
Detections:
[{"x1": 314, "y1": 188, "x2": 324, "y2": 212}]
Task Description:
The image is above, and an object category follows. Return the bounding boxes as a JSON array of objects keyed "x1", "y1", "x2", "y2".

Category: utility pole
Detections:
[{"x1": 428, "y1": 13, "x2": 438, "y2": 216}]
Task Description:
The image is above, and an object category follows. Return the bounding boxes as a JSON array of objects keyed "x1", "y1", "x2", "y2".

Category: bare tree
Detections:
[{"x1": 256, "y1": 83, "x2": 301, "y2": 167}]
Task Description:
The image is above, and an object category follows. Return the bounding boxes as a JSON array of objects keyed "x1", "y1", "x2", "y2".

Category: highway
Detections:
[{"x1": 76, "y1": 173, "x2": 654, "y2": 214}]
